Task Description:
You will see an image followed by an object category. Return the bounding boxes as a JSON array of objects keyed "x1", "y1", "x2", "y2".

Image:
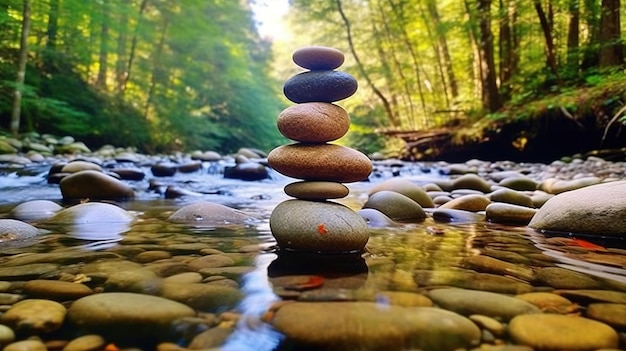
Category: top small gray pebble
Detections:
[{"x1": 292, "y1": 46, "x2": 345, "y2": 70}]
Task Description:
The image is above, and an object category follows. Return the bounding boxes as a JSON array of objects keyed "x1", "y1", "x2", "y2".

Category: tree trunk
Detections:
[
  {"x1": 387, "y1": 0, "x2": 428, "y2": 125},
  {"x1": 533, "y1": 0, "x2": 560, "y2": 82},
  {"x1": 566, "y1": 0, "x2": 580, "y2": 71},
  {"x1": 426, "y1": 0, "x2": 458, "y2": 101},
  {"x1": 96, "y1": 0, "x2": 110, "y2": 90},
  {"x1": 10, "y1": 0, "x2": 31, "y2": 137},
  {"x1": 334, "y1": 0, "x2": 399, "y2": 127},
  {"x1": 598, "y1": 0, "x2": 623, "y2": 68},
  {"x1": 374, "y1": 3, "x2": 415, "y2": 128},
  {"x1": 476, "y1": 0, "x2": 501, "y2": 112},
  {"x1": 498, "y1": 0, "x2": 514, "y2": 101},
  {"x1": 43, "y1": 0, "x2": 59, "y2": 72},
  {"x1": 144, "y1": 17, "x2": 169, "y2": 120},
  {"x1": 115, "y1": 0, "x2": 129, "y2": 95},
  {"x1": 463, "y1": 0, "x2": 483, "y2": 101},
  {"x1": 123, "y1": 0, "x2": 149, "y2": 94}
]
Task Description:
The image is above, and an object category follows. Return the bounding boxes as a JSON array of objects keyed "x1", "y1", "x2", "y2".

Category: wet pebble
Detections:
[
  {"x1": 168, "y1": 201, "x2": 255, "y2": 225},
  {"x1": 188, "y1": 255, "x2": 235, "y2": 270},
  {"x1": 1, "y1": 299, "x2": 67, "y2": 333},
  {"x1": 62, "y1": 334, "x2": 106, "y2": 351},
  {"x1": 515, "y1": 292, "x2": 577, "y2": 313},
  {"x1": 9, "y1": 200, "x2": 63, "y2": 221},
  {"x1": 428, "y1": 288, "x2": 541, "y2": 321},
  {"x1": 59, "y1": 170, "x2": 134, "y2": 200},
  {"x1": 485, "y1": 203, "x2": 537, "y2": 224},
  {"x1": 158, "y1": 282, "x2": 242, "y2": 311},
  {"x1": 369, "y1": 178, "x2": 434, "y2": 207},
  {"x1": 22, "y1": 280, "x2": 93, "y2": 301},
  {"x1": 362, "y1": 190, "x2": 426, "y2": 222},
  {"x1": 188, "y1": 326, "x2": 234, "y2": 349},
  {"x1": 270, "y1": 199, "x2": 369, "y2": 253},
  {"x1": 438, "y1": 194, "x2": 491, "y2": 212},
  {"x1": 3, "y1": 339, "x2": 47, "y2": 351},
  {"x1": 529, "y1": 180, "x2": 626, "y2": 236},
  {"x1": 489, "y1": 188, "x2": 533, "y2": 207},
  {"x1": 508, "y1": 314, "x2": 618, "y2": 350},
  {"x1": 268, "y1": 302, "x2": 480, "y2": 351},
  {"x1": 0, "y1": 324, "x2": 15, "y2": 346},
  {"x1": 586, "y1": 303, "x2": 626, "y2": 328},
  {"x1": 534, "y1": 267, "x2": 602, "y2": 289},
  {"x1": 67, "y1": 292, "x2": 196, "y2": 342},
  {"x1": 451, "y1": 174, "x2": 492, "y2": 193},
  {"x1": 0, "y1": 219, "x2": 41, "y2": 243}
]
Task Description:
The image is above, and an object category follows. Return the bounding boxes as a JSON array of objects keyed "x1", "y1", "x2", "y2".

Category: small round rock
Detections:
[
  {"x1": 292, "y1": 46, "x2": 345, "y2": 70},
  {"x1": 277, "y1": 102, "x2": 350, "y2": 142},
  {"x1": 284, "y1": 181, "x2": 349, "y2": 200}
]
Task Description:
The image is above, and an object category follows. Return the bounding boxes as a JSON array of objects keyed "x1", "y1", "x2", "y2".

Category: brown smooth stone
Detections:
[
  {"x1": 277, "y1": 103, "x2": 350, "y2": 142},
  {"x1": 284, "y1": 181, "x2": 349, "y2": 200},
  {"x1": 268, "y1": 143, "x2": 372, "y2": 183},
  {"x1": 292, "y1": 46, "x2": 345, "y2": 70}
]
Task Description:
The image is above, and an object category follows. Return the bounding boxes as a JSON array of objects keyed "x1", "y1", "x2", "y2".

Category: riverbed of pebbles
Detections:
[{"x1": 0, "y1": 131, "x2": 626, "y2": 350}]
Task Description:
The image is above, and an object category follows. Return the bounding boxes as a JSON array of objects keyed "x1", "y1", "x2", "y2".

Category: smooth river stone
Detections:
[
  {"x1": 529, "y1": 180, "x2": 626, "y2": 236},
  {"x1": 269, "y1": 199, "x2": 369, "y2": 253},
  {"x1": 428, "y1": 288, "x2": 541, "y2": 321},
  {"x1": 292, "y1": 46, "x2": 345, "y2": 70},
  {"x1": 168, "y1": 201, "x2": 255, "y2": 225},
  {"x1": 369, "y1": 178, "x2": 434, "y2": 208},
  {"x1": 277, "y1": 102, "x2": 350, "y2": 142},
  {"x1": 67, "y1": 292, "x2": 195, "y2": 342},
  {"x1": 59, "y1": 170, "x2": 134, "y2": 200},
  {"x1": 485, "y1": 203, "x2": 537, "y2": 225},
  {"x1": 1, "y1": 299, "x2": 67, "y2": 333},
  {"x1": 268, "y1": 302, "x2": 481, "y2": 351},
  {"x1": 0, "y1": 219, "x2": 41, "y2": 243},
  {"x1": 283, "y1": 70, "x2": 358, "y2": 103},
  {"x1": 508, "y1": 314, "x2": 618, "y2": 350},
  {"x1": 284, "y1": 181, "x2": 349, "y2": 200},
  {"x1": 268, "y1": 143, "x2": 372, "y2": 183},
  {"x1": 362, "y1": 191, "x2": 427, "y2": 222},
  {"x1": 22, "y1": 279, "x2": 93, "y2": 301},
  {"x1": 9, "y1": 200, "x2": 63, "y2": 221}
]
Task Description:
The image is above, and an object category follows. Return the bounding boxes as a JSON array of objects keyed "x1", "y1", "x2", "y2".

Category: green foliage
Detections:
[{"x1": 0, "y1": 0, "x2": 285, "y2": 153}]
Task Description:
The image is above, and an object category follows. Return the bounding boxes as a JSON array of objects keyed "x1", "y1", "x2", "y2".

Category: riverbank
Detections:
[{"x1": 0, "y1": 136, "x2": 625, "y2": 350}]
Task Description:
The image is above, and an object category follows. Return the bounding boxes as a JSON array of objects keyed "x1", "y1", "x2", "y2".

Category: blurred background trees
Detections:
[
  {"x1": 0, "y1": 0, "x2": 623, "y2": 155},
  {"x1": 0, "y1": 0, "x2": 285, "y2": 153}
]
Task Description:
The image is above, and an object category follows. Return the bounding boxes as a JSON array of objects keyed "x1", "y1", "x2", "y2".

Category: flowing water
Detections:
[{"x1": 1, "y1": 158, "x2": 625, "y2": 350}]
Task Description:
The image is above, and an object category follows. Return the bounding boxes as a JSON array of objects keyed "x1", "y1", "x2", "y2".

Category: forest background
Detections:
[{"x1": 0, "y1": 0, "x2": 624, "y2": 159}]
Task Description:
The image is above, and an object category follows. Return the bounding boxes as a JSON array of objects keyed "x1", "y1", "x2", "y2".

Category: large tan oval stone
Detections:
[
  {"x1": 277, "y1": 103, "x2": 350, "y2": 142},
  {"x1": 268, "y1": 143, "x2": 372, "y2": 183}
]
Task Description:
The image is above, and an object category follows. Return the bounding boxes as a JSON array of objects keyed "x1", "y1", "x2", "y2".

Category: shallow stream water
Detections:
[{"x1": 1, "y1": 157, "x2": 626, "y2": 350}]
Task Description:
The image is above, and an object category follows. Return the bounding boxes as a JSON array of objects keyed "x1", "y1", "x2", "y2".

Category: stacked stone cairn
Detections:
[{"x1": 268, "y1": 46, "x2": 372, "y2": 254}]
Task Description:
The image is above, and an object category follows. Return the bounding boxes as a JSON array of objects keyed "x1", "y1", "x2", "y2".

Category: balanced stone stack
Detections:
[{"x1": 268, "y1": 46, "x2": 372, "y2": 254}]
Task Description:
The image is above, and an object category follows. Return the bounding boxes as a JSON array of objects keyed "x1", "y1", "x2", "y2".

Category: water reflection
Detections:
[
  {"x1": 529, "y1": 230, "x2": 626, "y2": 283},
  {"x1": 222, "y1": 253, "x2": 283, "y2": 351}
]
